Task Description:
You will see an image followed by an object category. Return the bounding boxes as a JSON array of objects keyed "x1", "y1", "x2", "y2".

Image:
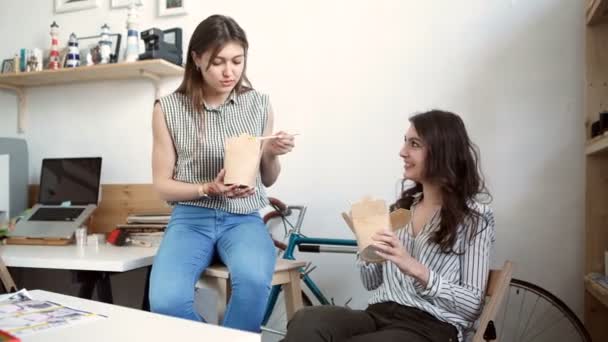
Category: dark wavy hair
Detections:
[
  {"x1": 177, "y1": 14, "x2": 252, "y2": 113},
  {"x1": 391, "y1": 110, "x2": 491, "y2": 253}
]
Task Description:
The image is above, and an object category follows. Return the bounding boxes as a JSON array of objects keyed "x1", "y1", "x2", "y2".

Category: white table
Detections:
[
  {"x1": 0, "y1": 244, "x2": 157, "y2": 272},
  {"x1": 20, "y1": 290, "x2": 260, "y2": 342},
  {"x1": 0, "y1": 244, "x2": 157, "y2": 306}
]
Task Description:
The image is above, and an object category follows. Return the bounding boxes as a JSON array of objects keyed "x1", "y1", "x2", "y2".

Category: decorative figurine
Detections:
[
  {"x1": 124, "y1": 2, "x2": 141, "y2": 62},
  {"x1": 26, "y1": 52, "x2": 37, "y2": 72},
  {"x1": 48, "y1": 21, "x2": 61, "y2": 70},
  {"x1": 19, "y1": 49, "x2": 28, "y2": 72},
  {"x1": 85, "y1": 51, "x2": 94, "y2": 66},
  {"x1": 99, "y1": 24, "x2": 112, "y2": 64},
  {"x1": 13, "y1": 54, "x2": 20, "y2": 74},
  {"x1": 90, "y1": 46, "x2": 102, "y2": 65},
  {"x1": 32, "y1": 48, "x2": 43, "y2": 71},
  {"x1": 65, "y1": 33, "x2": 80, "y2": 68}
]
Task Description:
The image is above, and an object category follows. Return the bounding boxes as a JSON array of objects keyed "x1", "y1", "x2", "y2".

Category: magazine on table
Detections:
[{"x1": 0, "y1": 289, "x2": 105, "y2": 337}]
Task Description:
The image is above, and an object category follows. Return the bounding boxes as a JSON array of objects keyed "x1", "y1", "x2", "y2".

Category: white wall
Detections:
[{"x1": 0, "y1": 0, "x2": 585, "y2": 317}]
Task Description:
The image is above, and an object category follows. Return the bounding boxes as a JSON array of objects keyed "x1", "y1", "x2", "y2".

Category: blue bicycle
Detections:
[{"x1": 260, "y1": 198, "x2": 358, "y2": 337}]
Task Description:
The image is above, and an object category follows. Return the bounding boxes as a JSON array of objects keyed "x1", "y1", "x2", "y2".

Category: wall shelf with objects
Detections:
[
  {"x1": 584, "y1": 274, "x2": 608, "y2": 309},
  {"x1": 587, "y1": 0, "x2": 608, "y2": 25},
  {"x1": 0, "y1": 59, "x2": 183, "y2": 133},
  {"x1": 584, "y1": 1, "x2": 608, "y2": 340},
  {"x1": 585, "y1": 133, "x2": 608, "y2": 155}
]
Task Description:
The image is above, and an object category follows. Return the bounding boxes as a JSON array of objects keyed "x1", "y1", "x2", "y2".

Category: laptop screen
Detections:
[{"x1": 38, "y1": 157, "x2": 102, "y2": 205}]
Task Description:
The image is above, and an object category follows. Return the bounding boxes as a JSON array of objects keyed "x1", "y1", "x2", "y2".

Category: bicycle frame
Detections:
[{"x1": 262, "y1": 230, "x2": 357, "y2": 325}]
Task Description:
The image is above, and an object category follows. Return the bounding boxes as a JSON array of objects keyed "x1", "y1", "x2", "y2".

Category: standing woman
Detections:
[{"x1": 149, "y1": 14, "x2": 295, "y2": 332}]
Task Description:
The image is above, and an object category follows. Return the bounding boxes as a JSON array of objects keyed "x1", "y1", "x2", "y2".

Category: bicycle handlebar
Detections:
[
  {"x1": 268, "y1": 197, "x2": 288, "y2": 214},
  {"x1": 264, "y1": 197, "x2": 307, "y2": 234}
]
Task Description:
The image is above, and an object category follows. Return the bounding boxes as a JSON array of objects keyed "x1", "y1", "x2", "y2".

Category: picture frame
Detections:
[
  {"x1": 55, "y1": 0, "x2": 99, "y2": 14},
  {"x1": 76, "y1": 33, "x2": 123, "y2": 65},
  {"x1": 111, "y1": 0, "x2": 142, "y2": 9},
  {"x1": 1, "y1": 59, "x2": 15, "y2": 74},
  {"x1": 158, "y1": 0, "x2": 186, "y2": 17}
]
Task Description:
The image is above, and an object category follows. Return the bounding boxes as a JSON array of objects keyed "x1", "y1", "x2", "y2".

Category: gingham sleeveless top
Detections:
[{"x1": 157, "y1": 89, "x2": 269, "y2": 214}]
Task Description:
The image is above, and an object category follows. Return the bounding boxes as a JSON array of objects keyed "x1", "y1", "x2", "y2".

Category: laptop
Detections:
[{"x1": 10, "y1": 157, "x2": 102, "y2": 239}]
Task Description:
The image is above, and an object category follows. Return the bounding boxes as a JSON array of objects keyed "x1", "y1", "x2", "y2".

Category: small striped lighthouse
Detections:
[
  {"x1": 124, "y1": 3, "x2": 140, "y2": 62},
  {"x1": 48, "y1": 21, "x2": 60, "y2": 70},
  {"x1": 99, "y1": 24, "x2": 112, "y2": 64},
  {"x1": 66, "y1": 33, "x2": 80, "y2": 68}
]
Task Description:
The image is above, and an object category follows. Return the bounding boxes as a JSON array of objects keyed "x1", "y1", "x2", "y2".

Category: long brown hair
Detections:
[
  {"x1": 392, "y1": 110, "x2": 492, "y2": 253},
  {"x1": 177, "y1": 15, "x2": 252, "y2": 113}
]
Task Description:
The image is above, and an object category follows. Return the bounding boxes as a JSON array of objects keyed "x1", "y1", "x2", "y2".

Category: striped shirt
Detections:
[
  {"x1": 158, "y1": 90, "x2": 270, "y2": 214},
  {"x1": 358, "y1": 194, "x2": 496, "y2": 341}
]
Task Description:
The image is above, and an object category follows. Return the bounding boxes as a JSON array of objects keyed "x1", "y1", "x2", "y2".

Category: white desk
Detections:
[
  {"x1": 0, "y1": 244, "x2": 157, "y2": 272},
  {"x1": 0, "y1": 244, "x2": 157, "y2": 306},
  {"x1": 21, "y1": 290, "x2": 260, "y2": 342}
]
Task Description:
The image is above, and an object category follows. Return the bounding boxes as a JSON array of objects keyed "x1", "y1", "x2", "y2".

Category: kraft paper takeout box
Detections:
[
  {"x1": 223, "y1": 133, "x2": 262, "y2": 188},
  {"x1": 342, "y1": 198, "x2": 411, "y2": 263}
]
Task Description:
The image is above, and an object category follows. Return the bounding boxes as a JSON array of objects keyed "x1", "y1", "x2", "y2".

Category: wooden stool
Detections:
[{"x1": 197, "y1": 259, "x2": 307, "y2": 323}]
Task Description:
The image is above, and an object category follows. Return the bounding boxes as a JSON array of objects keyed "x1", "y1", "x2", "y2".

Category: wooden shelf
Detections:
[
  {"x1": 0, "y1": 59, "x2": 182, "y2": 87},
  {"x1": 0, "y1": 59, "x2": 184, "y2": 133},
  {"x1": 585, "y1": 274, "x2": 608, "y2": 308},
  {"x1": 587, "y1": 0, "x2": 608, "y2": 26},
  {"x1": 586, "y1": 133, "x2": 608, "y2": 155}
]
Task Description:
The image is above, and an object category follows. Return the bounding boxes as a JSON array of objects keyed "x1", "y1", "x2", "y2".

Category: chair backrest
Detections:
[{"x1": 472, "y1": 260, "x2": 514, "y2": 342}]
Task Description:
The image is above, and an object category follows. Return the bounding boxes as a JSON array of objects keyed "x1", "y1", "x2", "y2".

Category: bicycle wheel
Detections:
[
  {"x1": 262, "y1": 290, "x2": 312, "y2": 341},
  {"x1": 493, "y1": 278, "x2": 591, "y2": 342}
]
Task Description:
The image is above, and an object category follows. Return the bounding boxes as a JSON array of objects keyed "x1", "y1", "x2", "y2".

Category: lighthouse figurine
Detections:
[
  {"x1": 48, "y1": 21, "x2": 61, "y2": 70},
  {"x1": 99, "y1": 24, "x2": 113, "y2": 64},
  {"x1": 124, "y1": 2, "x2": 141, "y2": 62},
  {"x1": 65, "y1": 33, "x2": 80, "y2": 68}
]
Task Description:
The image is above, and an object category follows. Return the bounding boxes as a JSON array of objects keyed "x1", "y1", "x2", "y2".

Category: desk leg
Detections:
[
  {"x1": 75, "y1": 271, "x2": 96, "y2": 299},
  {"x1": 97, "y1": 272, "x2": 114, "y2": 304},
  {"x1": 142, "y1": 266, "x2": 152, "y2": 311},
  {"x1": 73, "y1": 271, "x2": 114, "y2": 304}
]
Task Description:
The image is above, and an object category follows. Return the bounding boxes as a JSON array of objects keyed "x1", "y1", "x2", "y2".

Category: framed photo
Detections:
[
  {"x1": 1, "y1": 59, "x2": 15, "y2": 74},
  {"x1": 55, "y1": 0, "x2": 99, "y2": 14},
  {"x1": 111, "y1": 0, "x2": 142, "y2": 9},
  {"x1": 158, "y1": 0, "x2": 186, "y2": 17},
  {"x1": 76, "y1": 33, "x2": 123, "y2": 65}
]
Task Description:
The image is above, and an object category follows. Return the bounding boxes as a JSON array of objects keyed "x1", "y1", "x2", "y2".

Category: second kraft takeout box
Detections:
[
  {"x1": 342, "y1": 197, "x2": 411, "y2": 263},
  {"x1": 223, "y1": 133, "x2": 262, "y2": 188}
]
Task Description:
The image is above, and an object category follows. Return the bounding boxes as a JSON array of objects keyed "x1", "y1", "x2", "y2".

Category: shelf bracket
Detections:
[
  {"x1": 139, "y1": 70, "x2": 162, "y2": 99},
  {"x1": 0, "y1": 84, "x2": 26, "y2": 133}
]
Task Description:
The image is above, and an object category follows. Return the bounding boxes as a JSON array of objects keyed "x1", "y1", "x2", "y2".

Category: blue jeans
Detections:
[{"x1": 149, "y1": 204, "x2": 276, "y2": 332}]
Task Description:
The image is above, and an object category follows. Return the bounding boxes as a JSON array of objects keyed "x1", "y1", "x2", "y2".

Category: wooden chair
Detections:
[
  {"x1": 0, "y1": 253, "x2": 17, "y2": 293},
  {"x1": 472, "y1": 260, "x2": 514, "y2": 342},
  {"x1": 197, "y1": 259, "x2": 307, "y2": 323}
]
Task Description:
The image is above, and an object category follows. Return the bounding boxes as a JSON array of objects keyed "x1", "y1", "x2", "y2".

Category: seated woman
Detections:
[{"x1": 282, "y1": 110, "x2": 495, "y2": 342}]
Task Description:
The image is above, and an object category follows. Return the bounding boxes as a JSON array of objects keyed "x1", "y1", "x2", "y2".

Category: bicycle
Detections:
[
  {"x1": 260, "y1": 198, "x2": 358, "y2": 337},
  {"x1": 260, "y1": 198, "x2": 591, "y2": 342},
  {"x1": 493, "y1": 279, "x2": 591, "y2": 342}
]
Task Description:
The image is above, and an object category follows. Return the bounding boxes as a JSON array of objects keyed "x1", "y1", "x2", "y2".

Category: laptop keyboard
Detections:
[{"x1": 29, "y1": 208, "x2": 85, "y2": 222}]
